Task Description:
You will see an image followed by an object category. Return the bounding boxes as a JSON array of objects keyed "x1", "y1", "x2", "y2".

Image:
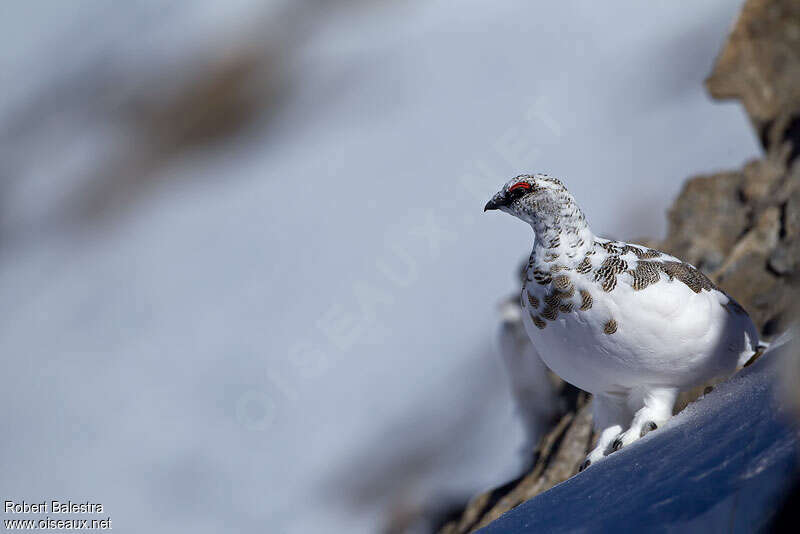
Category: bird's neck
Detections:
[{"x1": 530, "y1": 202, "x2": 594, "y2": 264}]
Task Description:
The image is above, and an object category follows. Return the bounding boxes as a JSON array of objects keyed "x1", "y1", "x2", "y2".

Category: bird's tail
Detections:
[
  {"x1": 741, "y1": 333, "x2": 794, "y2": 368},
  {"x1": 742, "y1": 341, "x2": 769, "y2": 368}
]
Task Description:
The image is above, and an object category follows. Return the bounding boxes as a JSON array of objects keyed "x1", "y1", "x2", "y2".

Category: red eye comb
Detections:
[{"x1": 509, "y1": 182, "x2": 532, "y2": 192}]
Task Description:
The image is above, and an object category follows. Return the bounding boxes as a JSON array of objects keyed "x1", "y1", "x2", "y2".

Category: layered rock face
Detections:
[
  {"x1": 666, "y1": 0, "x2": 800, "y2": 334},
  {"x1": 705, "y1": 0, "x2": 800, "y2": 159},
  {"x1": 441, "y1": 0, "x2": 799, "y2": 531}
]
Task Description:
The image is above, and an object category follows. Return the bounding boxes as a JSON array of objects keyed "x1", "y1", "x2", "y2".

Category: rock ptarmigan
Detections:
[{"x1": 484, "y1": 174, "x2": 760, "y2": 470}]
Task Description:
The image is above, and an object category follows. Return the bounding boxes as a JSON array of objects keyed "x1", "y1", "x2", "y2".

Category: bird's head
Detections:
[{"x1": 484, "y1": 174, "x2": 569, "y2": 225}]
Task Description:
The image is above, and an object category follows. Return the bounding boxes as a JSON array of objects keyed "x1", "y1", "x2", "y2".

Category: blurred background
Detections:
[{"x1": 0, "y1": 1, "x2": 762, "y2": 533}]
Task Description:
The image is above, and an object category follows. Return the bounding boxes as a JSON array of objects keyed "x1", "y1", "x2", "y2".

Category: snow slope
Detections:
[{"x1": 479, "y1": 339, "x2": 799, "y2": 533}]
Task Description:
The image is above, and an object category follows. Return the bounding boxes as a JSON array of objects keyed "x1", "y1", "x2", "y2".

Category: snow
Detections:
[
  {"x1": 479, "y1": 338, "x2": 799, "y2": 533},
  {"x1": 0, "y1": 1, "x2": 765, "y2": 533}
]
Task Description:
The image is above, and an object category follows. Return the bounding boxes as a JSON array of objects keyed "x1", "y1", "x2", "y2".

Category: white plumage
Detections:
[{"x1": 485, "y1": 174, "x2": 759, "y2": 469}]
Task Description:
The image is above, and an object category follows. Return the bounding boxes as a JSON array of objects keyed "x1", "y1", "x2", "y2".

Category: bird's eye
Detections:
[{"x1": 508, "y1": 182, "x2": 532, "y2": 193}]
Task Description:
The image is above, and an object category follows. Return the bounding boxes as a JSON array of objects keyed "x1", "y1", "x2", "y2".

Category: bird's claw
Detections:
[{"x1": 640, "y1": 421, "x2": 657, "y2": 438}]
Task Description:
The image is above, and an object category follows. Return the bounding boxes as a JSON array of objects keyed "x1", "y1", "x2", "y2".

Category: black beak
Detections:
[{"x1": 484, "y1": 194, "x2": 507, "y2": 212}]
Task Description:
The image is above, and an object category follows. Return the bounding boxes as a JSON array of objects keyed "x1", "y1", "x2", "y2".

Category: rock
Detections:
[
  {"x1": 660, "y1": 171, "x2": 748, "y2": 272},
  {"x1": 441, "y1": 395, "x2": 592, "y2": 534},
  {"x1": 742, "y1": 154, "x2": 787, "y2": 202},
  {"x1": 784, "y1": 179, "x2": 800, "y2": 237},
  {"x1": 706, "y1": 0, "x2": 800, "y2": 156},
  {"x1": 713, "y1": 206, "x2": 782, "y2": 326},
  {"x1": 770, "y1": 237, "x2": 800, "y2": 274}
]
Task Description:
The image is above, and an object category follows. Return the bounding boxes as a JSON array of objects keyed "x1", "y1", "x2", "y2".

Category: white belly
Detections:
[{"x1": 521, "y1": 279, "x2": 757, "y2": 395}]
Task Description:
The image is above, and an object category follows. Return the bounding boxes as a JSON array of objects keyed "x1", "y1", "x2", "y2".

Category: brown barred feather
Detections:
[
  {"x1": 552, "y1": 274, "x2": 571, "y2": 291},
  {"x1": 600, "y1": 255, "x2": 628, "y2": 274},
  {"x1": 621, "y1": 245, "x2": 643, "y2": 258},
  {"x1": 599, "y1": 241, "x2": 621, "y2": 254},
  {"x1": 658, "y1": 261, "x2": 715, "y2": 293},
  {"x1": 620, "y1": 245, "x2": 661, "y2": 259},
  {"x1": 557, "y1": 284, "x2": 575, "y2": 298},
  {"x1": 600, "y1": 273, "x2": 617, "y2": 292},
  {"x1": 544, "y1": 292, "x2": 561, "y2": 308},
  {"x1": 531, "y1": 269, "x2": 552, "y2": 285},
  {"x1": 603, "y1": 318, "x2": 618, "y2": 334},
  {"x1": 628, "y1": 261, "x2": 662, "y2": 291},
  {"x1": 576, "y1": 256, "x2": 593, "y2": 274},
  {"x1": 593, "y1": 268, "x2": 618, "y2": 292},
  {"x1": 592, "y1": 255, "x2": 627, "y2": 292},
  {"x1": 542, "y1": 305, "x2": 559, "y2": 321},
  {"x1": 579, "y1": 289, "x2": 593, "y2": 310}
]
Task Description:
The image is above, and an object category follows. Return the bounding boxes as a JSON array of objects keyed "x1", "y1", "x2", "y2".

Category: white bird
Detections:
[{"x1": 484, "y1": 174, "x2": 760, "y2": 470}]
